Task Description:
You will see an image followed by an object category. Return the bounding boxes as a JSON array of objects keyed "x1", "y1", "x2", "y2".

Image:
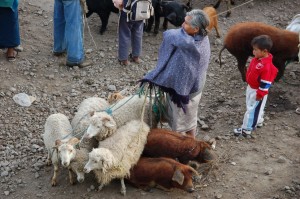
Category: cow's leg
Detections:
[
  {"x1": 163, "y1": 18, "x2": 168, "y2": 30},
  {"x1": 154, "y1": 9, "x2": 161, "y2": 34},
  {"x1": 99, "y1": 12, "x2": 110, "y2": 34},
  {"x1": 146, "y1": 16, "x2": 154, "y2": 32},
  {"x1": 226, "y1": 0, "x2": 232, "y2": 17}
]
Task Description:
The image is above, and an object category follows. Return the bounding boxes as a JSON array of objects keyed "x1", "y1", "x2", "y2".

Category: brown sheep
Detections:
[
  {"x1": 203, "y1": 6, "x2": 221, "y2": 38},
  {"x1": 219, "y1": 22, "x2": 299, "y2": 81},
  {"x1": 143, "y1": 128, "x2": 216, "y2": 164},
  {"x1": 127, "y1": 157, "x2": 198, "y2": 192}
]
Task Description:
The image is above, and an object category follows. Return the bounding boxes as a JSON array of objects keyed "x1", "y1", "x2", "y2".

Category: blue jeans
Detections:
[
  {"x1": 53, "y1": 0, "x2": 84, "y2": 64},
  {"x1": 118, "y1": 12, "x2": 144, "y2": 61}
]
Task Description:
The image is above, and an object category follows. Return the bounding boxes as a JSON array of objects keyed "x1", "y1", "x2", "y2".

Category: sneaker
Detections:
[
  {"x1": 66, "y1": 60, "x2": 91, "y2": 68},
  {"x1": 233, "y1": 128, "x2": 251, "y2": 137},
  {"x1": 256, "y1": 122, "x2": 263, "y2": 128}
]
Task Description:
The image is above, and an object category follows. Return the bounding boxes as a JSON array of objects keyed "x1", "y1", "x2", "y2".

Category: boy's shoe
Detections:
[
  {"x1": 233, "y1": 128, "x2": 252, "y2": 138},
  {"x1": 256, "y1": 122, "x2": 263, "y2": 128}
]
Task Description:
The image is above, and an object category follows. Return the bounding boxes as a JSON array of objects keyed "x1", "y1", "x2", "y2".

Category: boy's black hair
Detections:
[{"x1": 251, "y1": 35, "x2": 273, "y2": 51}]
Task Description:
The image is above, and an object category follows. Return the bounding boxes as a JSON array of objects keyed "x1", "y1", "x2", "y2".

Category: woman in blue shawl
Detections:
[
  {"x1": 0, "y1": 0, "x2": 20, "y2": 62},
  {"x1": 141, "y1": 9, "x2": 211, "y2": 138}
]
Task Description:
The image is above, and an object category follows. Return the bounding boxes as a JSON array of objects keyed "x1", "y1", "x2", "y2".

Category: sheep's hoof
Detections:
[
  {"x1": 98, "y1": 185, "x2": 104, "y2": 191},
  {"x1": 46, "y1": 159, "x2": 52, "y2": 166},
  {"x1": 120, "y1": 188, "x2": 126, "y2": 196},
  {"x1": 51, "y1": 179, "x2": 57, "y2": 186}
]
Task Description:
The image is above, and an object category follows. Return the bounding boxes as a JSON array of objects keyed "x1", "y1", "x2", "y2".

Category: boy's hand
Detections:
[{"x1": 256, "y1": 96, "x2": 263, "y2": 101}]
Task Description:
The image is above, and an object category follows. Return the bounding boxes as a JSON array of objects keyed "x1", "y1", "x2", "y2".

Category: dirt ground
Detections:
[{"x1": 0, "y1": 0, "x2": 299, "y2": 199}]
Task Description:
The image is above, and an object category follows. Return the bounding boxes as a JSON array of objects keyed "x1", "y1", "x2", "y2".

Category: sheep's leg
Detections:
[
  {"x1": 215, "y1": 25, "x2": 221, "y2": 38},
  {"x1": 120, "y1": 178, "x2": 126, "y2": 196},
  {"x1": 51, "y1": 163, "x2": 59, "y2": 186},
  {"x1": 98, "y1": 183, "x2": 104, "y2": 191},
  {"x1": 46, "y1": 150, "x2": 52, "y2": 166},
  {"x1": 68, "y1": 169, "x2": 75, "y2": 185},
  {"x1": 236, "y1": 56, "x2": 249, "y2": 82},
  {"x1": 273, "y1": 59, "x2": 285, "y2": 82},
  {"x1": 225, "y1": 0, "x2": 232, "y2": 17}
]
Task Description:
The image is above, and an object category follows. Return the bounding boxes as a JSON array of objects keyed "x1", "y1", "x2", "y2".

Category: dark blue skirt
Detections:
[{"x1": 0, "y1": 3, "x2": 20, "y2": 48}]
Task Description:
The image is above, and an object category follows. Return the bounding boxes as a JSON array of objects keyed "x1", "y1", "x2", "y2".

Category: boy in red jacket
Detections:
[{"x1": 234, "y1": 35, "x2": 278, "y2": 137}]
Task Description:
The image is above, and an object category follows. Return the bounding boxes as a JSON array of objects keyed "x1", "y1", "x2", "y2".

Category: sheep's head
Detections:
[
  {"x1": 71, "y1": 164, "x2": 85, "y2": 183},
  {"x1": 195, "y1": 141, "x2": 216, "y2": 163},
  {"x1": 84, "y1": 148, "x2": 116, "y2": 173},
  {"x1": 85, "y1": 111, "x2": 117, "y2": 140},
  {"x1": 107, "y1": 92, "x2": 125, "y2": 104},
  {"x1": 55, "y1": 137, "x2": 79, "y2": 167}
]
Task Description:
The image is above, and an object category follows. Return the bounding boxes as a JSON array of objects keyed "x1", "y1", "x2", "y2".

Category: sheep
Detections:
[
  {"x1": 84, "y1": 119, "x2": 150, "y2": 195},
  {"x1": 127, "y1": 157, "x2": 199, "y2": 192},
  {"x1": 286, "y1": 14, "x2": 300, "y2": 33},
  {"x1": 85, "y1": 94, "x2": 153, "y2": 139},
  {"x1": 68, "y1": 147, "x2": 89, "y2": 184},
  {"x1": 218, "y1": 22, "x2": 299, "y2": 81},
  {"x1": 71, "y1": 97, "x2": 110, "y2": 139},
  {"x1": 143, "y1": 128, "x2": 216, "y2": 164},
  {"x1": 203, "y1": 6, "x2": 221, "y2": 38},
  {"x1": 43, "y1": 113, "x2": 80, "y2": 186}
]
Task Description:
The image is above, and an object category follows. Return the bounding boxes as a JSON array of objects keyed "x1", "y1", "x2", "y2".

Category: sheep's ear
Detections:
[
  {"x1": 172, "y1": 169, "x2": 184, "y2": 185},
  {"x1": 55, "y1": 139, "x2": 62, "y2": 147},
  {"x1": 89, "y1": 111, "x2": 95, "y2": 117},
  {"x1": 103, "y1": 117, "x2": 115, "y2": 128},
  {"x1": 68, "y1": 137, "x2": 80, "y2": 145}
]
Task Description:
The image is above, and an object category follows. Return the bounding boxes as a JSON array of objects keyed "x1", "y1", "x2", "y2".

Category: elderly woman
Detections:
[
  {"x1": 0, "y1": 0, "x2": 20, "y2": 62},
  {"x1": 141, "y1": 9, "x2": 211, "y2": 138}
]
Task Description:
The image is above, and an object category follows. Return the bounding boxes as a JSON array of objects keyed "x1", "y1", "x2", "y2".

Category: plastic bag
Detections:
[{"x1": 13, "y1": 93, "x2": 36, "y2": 107}]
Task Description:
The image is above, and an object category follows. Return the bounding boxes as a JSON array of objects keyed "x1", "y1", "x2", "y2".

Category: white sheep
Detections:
[
  {"x1": 286, "y1": 14, "x2": 300, "y2": 33},
  {"x1": 83, "y1": 119, "x2": 150, "y2": 195},
  {"x1": 43, "y1": 113, "x2": 80, "y2": 186},
  {"x1": 71, "y1": 97, "x2": 110, "y2": 139},
  {"x1": 68, "y1": 147, "x2": 89, "y2": 184},
  {"x1": 85, "y1": 94, "x2": 152, "y2": 138}
]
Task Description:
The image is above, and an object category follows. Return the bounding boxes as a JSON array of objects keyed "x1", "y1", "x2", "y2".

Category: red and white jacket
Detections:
[{"x1": 246, "y1": 53, "x2": 278, "y2": 99}]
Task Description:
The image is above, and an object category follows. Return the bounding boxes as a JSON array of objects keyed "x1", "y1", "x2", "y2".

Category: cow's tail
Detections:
[{"x1": 219, "y1": 45, "x2": 226, "y2": 68}]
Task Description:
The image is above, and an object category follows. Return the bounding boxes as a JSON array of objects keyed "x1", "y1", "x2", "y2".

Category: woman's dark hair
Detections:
[{"x1": 251, "y1": 35, "x2": 273, "y2": 51}]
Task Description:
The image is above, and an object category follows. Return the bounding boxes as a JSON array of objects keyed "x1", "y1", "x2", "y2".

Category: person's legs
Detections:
[
  {"x1": 131, "y1": 20, "x2": 143, "y2": 59},
  {"x1": 53, "y1": 0, "x2": 66, "y2": 54},
  {"x1": 241, "y1": 85, "x2": 264, "y2": 131},
  {"x1": 257, "y1": 95, "x2": 268, "y2": 127},
  {"x1": 118, "y1": 14, "x2": 131, "y2": 62},
  {"x1": 63, "y1": 0, "x2": 84, "y2": 64}
]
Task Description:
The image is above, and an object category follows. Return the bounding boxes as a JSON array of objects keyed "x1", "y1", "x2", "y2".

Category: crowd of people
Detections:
[{"x1": 0, "y1": 0, "x2": 278, "y2": 138}]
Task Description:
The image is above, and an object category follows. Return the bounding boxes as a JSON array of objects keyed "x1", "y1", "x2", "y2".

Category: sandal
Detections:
[
  {"x1": 6, "y1": 49, "x2": 18, "y2": 62},
  {"x1": 119, "y1": 60, "x2": 130, "y2": 66},
  {"x1": 129, "y1": 54, "x2": 141, "y2": 64}
]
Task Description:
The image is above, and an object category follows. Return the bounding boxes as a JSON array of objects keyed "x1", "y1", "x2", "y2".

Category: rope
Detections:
[
  {"x1": 80, "y1": 0, "x2": 98, "y2": 49},
  {"x1": 212, "y1": 0, "x2": 254, "y2": 18}
]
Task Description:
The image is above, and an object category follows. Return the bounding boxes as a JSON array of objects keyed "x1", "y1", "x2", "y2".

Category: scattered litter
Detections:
[{"x1": 13, "y1": 93, "x2": 36, "y2": 107}]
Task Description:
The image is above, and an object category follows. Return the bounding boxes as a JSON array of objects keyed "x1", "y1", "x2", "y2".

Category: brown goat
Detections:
[
  {"x1": 219, "y1": 22, "x2": 299, "y2": 81},
  {"x1": 203, "y1": 6, "x2": 221, "y2": 38},
  {"x1": 127, "y1": 157, "x2": 198, "y2": 192},
  {"x1": 143, "y1": 128, "x2": 216, "y2": 164}
]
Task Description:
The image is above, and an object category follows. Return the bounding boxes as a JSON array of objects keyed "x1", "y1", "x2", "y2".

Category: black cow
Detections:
[
  {"x1": 145, "y1": 0, "x2": 190, "y2": 34},
  {"x1": 86, "y1": 0, "x2": 119, "y2": 34}
]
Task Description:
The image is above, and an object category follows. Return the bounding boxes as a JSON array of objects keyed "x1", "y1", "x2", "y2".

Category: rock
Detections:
[
  {"x1": 264, "y1": 168, "x2": 273, "y2": 175},
  {"x1": 201, "y1": 124, "x2": 209, "y2": 130},
  {"x1": 107, "y1": 85, "x2": 116, "y2": 91},
  {"x1": 277, "y1": 156, "x2": 287, "y2": 163},
  {"x1": 4, "y1": 191, "x2": 10, "y2": 196},
  {"x1": 1, "y1": 171, "x2": 9, "y2": 177},
  {"x1": 216, "y1": 193, "x2": 223, "y2": 199},
  {"x1": 230, "y1": 162, "x2": 236, "y2": 166}
]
